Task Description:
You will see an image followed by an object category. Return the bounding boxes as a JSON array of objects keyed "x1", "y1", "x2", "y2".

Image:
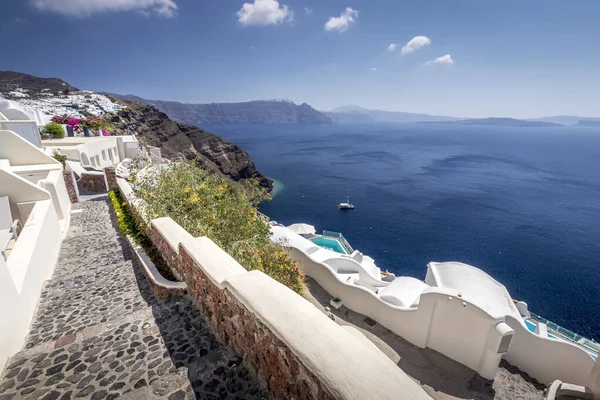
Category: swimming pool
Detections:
[
  {"x1": 525, "y1": 319, "x2": 559, "y2": 339},
  {"x1": 525, "y1": 320, "x2": 597, "y2": 360},
  {"x1": 310, "y1": 237, "x2": 348, "y2": 254}
]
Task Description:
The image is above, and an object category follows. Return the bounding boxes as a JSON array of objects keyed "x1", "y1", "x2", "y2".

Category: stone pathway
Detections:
[{"x1": 0, "y1": 196, "x2": 267, "y2": 400}]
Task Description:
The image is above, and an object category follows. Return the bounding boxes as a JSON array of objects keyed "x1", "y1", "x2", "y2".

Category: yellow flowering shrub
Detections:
[{"x1": 132, "y1": 161, "x2": 303, "y2": 293}]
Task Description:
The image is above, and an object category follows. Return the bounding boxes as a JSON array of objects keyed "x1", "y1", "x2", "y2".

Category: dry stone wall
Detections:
[
  {"x1": 62, "y1": 169, "x2": 78, "y2": 203},
  {"x1": 79, "y1": 172, "x2": 107, "y2": 193}
]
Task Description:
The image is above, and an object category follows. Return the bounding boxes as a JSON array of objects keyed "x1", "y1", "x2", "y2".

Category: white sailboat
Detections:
[{"x1": 338, "y1": 195, "x2": 355, "y2": 209}]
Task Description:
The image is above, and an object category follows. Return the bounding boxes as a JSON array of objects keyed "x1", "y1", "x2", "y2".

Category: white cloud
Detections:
[
  {"x1": 31, "y1": 0, "x2": 177, "y2": 17},
  {"x1": 371, "y1": 67, "x2": 377, "y2": 71},
  {"x1": 237, "y1": 0, "x2": 292, "y2": 26},
  {"x1": 424, "y1": 54, "x2": 454, "y2": 66},
  {"x1": 401, "y1": 36, "x2": 431, "y2": 55},
  {"x1": 304, "y1": 7, "x2": 313, "y2": 15},
  {"x1": 387, "y1": 43, "x2": 397, "y2": 52},
  {"x1": 324, "y1": 7, "x2": 358, "y2": 32}
]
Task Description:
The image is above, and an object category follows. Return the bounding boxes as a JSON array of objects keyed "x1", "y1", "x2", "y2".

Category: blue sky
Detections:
[{"x1": 1, "y1": 0, "x2": 599, "y2": 118}]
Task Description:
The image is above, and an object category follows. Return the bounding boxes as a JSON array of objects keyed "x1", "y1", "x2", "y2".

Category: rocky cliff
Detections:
[
  {"x1": 0, "y1": 71, "x2": 272, "y2": 191},
  {"x1": 106, "y1": 94, "x2": 332, "y2": 125},
  {"x1": 0, "y1": 70, "x2": 78, "y2": 96},
  {"x1": 111, "y1": 101, "x2": 273, "y2": 190}
]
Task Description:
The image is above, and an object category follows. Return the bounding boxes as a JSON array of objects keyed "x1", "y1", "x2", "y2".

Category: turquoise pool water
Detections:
[
  {"x1": 311, "y1": 237, "x2": 348, "y2": 254},
  {"x1": 525, "y1": 320, "x2": 597, "y2": 360}
]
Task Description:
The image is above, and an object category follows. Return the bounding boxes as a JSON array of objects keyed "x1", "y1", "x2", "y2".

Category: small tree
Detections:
[{"x1": 42, "y1": 122, "x2": 65, "y2": 137}]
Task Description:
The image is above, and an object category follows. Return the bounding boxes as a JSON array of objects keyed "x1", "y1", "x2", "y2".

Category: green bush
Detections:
[
  {"x1": 43, "y1": 122, "x2": 65, "y2": 137},
  {"x1": 52, "y1": 151, "x2": 67, "y2": 168},
  {"x1": 132, "y1": 161, "x2": 304, "y2": 293},
  {"x1": 108, "y1": 190, "x2": 177, "y2": 281}
]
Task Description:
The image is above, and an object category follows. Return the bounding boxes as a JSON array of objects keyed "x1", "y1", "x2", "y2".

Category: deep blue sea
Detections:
[{"x1": 202, "y1": 123, "x2": 600, "y2": 340}]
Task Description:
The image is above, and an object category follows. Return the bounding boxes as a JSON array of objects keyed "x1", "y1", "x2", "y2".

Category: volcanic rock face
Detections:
[{"x1": 112, "y1": 101, "x2": 273, "y2": 190}]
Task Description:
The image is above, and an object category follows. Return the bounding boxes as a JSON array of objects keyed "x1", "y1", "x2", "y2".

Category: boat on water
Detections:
[{"x1": 338, "y1": 196, "x2": 355, "y2": 209}]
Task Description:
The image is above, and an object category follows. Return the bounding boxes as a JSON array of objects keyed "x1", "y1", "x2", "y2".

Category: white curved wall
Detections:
[
  {"x1": 288, "y1": 247, "x2": 507, "y2": 379},
  {"x1": 504, "y1": 316, "x2": 595, "y2": 385},
  {"x1": 1, "y1": 108, "x2": 30, "y2": 121},
  {"x1": 323, "y1": 257, "x2": 387, "y2": 289},
  {"x1": 0, "y1": 130, "x2": 56, "y2": 166}
]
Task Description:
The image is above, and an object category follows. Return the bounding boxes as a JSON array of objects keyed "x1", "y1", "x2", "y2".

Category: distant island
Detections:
[
  {"x1": 328, "y1": 106, "x2": 600, "y2": 127},
  {"x1": 575, "y1": 120, "x2": 600, "y2": 127},
  {"x1": 421, "y1": 117, "x2": 563, "y2": 128},
  {"x1": 104, "y1": 94, "x2": 332, "y2": 125},
  {"x1": 326, "y1": 105, "x2": 460, "y2": 123}
]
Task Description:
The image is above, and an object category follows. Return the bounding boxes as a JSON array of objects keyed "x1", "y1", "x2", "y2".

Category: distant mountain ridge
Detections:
[
  {"x1": 328, "y1": 105, "x2": 599, "y2": 127},
  {"x1": 326, "y1": 105, "x2": 461, "y2": 123},
  {"x1": 421, "y1": 117, "x2": 562, "y2": 127},
  {"x1": 105, "y1": 93, "x2": 332, "y2": 125}
]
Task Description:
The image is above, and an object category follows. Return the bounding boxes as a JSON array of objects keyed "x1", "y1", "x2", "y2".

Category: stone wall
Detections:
[
  {"x1": 178, "y1": 246, "x2": 334, "y2": 399},
  {"x1": 62, "y1": 169, "x2": 78, "y2": 204},
  {"x1": 79, "y1": 172, "x2": 107, "y2": 193},
  {"x1": 147, "y1": 226, "x2": 330, "y2": 398},
  {"x1": 148, "y1": 224, "x2": 184, "y2": 281},
  {"x1": 104, "y1": 166, "x2": 118, "y2": 191}
]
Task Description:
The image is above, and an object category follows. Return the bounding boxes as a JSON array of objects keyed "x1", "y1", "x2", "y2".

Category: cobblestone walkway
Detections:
[{"x1": 0, "y1": 196, "x2": 267, "y2": 400}]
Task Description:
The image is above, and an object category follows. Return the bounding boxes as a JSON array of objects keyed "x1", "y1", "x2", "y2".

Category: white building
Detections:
[
  {"x1": 271, "y1": 224, "x2": 598, "y2": 386},
  {"x1": 0, "y1": 99, "x2": 43, "y2": 147},
  {"x1": 0, "y1": 129, "x2": 72, "y2": 368}
]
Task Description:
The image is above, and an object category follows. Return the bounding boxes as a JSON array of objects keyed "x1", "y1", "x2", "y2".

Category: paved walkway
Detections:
[{"x1": 0, "y1": 196, "x2": 267, "y2": 400}]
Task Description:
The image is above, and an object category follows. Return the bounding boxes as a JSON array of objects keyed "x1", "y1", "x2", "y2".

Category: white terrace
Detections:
[{"x1": 271, "y1": 223, "x2": 599, "y2": 392}]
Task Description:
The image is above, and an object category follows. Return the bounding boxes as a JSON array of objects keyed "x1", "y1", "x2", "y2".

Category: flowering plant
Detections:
[
  {"x1": 67, "y1": 118, "x2": 82, "y2": 132},
  {"x1": 51, "y1": 115, "x2": 70, "y2": 124},
  {"x1": 81, "y1": 116, "x2": 107, "y2": 130}
]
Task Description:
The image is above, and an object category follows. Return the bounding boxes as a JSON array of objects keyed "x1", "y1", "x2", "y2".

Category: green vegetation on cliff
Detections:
[{"x1": 132, "y1": 162, "x2": 303, "y2": 293}]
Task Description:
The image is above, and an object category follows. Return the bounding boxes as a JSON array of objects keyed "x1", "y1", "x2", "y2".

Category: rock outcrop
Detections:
[{"x1": 112, "y1": 101, "x2": 273, "y2": 190}]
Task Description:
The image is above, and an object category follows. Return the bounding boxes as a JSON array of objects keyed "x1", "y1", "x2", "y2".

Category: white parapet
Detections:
[
  {"x1": 273, "y1": 224, "x2": 596, "y2": 384},
  {"x1": 0, "y1": 200, "x2": 62, "y2": 369}
]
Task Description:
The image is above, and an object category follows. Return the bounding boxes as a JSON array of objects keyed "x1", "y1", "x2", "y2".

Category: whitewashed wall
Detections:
[
  {"x1": 0, "y1": 122, "x2": 41, "y2": 148},
  {"x1": 288, "y1": 247, "x2": 508, "y2": 380},
  {"x1": 0, "y1": 130, "x2": 57, "y2": 165},
  {"x1": 0, "y1": 200, "x2": 62, "y2": 370},
  {"x1": 504, "y1": 316, "x2": 595, "y2": 385}
]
